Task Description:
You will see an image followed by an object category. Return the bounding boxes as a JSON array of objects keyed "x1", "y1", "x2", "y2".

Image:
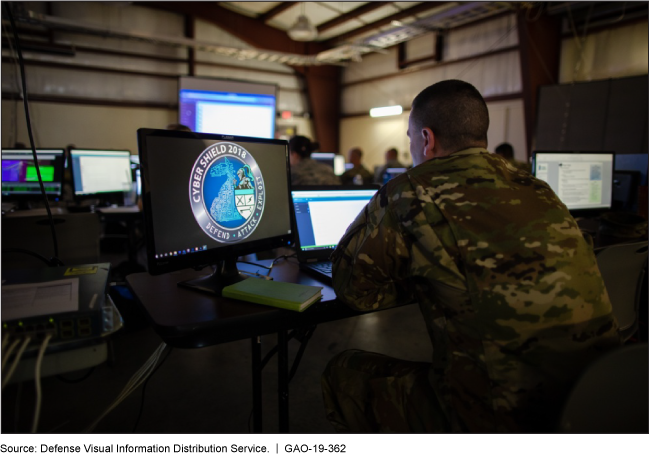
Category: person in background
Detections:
[
  {"x1": 340, "y1": 147, "x2": 374, "y2": 185},
  {"x1": 495, "y1": 142, "x2": 530, "y2": 172},
  {"x1": 322, "y1": 79, "x2": 620, "y2": 433},
  {"x1": 374, "y1": 147, "x2": 405, "y2": 184},
  {"x1": 289, "y1": 135, "x2": 340, "y2": 185},
  {"x1": 166, "y1": 123, "x2": 192, "y2": 132}
]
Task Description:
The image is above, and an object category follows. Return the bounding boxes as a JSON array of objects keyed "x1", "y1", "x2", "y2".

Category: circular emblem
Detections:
[{"x1": 189, "y1": 142, "x2": 265, "y2": 243}]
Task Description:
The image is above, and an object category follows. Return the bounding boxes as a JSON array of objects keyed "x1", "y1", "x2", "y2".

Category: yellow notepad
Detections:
[{"x1": 222, "y1": 278, "x2": 323, "y2": 312}]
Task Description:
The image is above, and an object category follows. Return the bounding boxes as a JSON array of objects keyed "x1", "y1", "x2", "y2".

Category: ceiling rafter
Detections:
[
  {"x1": 323, "y1": 1, "x2": 450, "y2": 45},
  {"x1": 316, "y1": 2, "x2": 393, "y2": 33},
  {"x1": 134, "y1": 1, "x2": 328, "y2": 55},
  {"x1": 257, "y1": 2, "x2": 295, "y2": 22}
]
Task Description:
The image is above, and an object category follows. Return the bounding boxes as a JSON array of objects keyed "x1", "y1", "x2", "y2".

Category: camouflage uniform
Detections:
[
  {"x1": 340, "y1": 165, "x2": 374, "y2": 185},
  {"x1": 291, "y1": 158, "x2": 341, "y2": 186},
  {"x1": 324, "y1": 148, "x2": 621, "y2": 433}
]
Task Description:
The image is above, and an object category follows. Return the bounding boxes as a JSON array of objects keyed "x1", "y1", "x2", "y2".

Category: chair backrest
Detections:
[
  {"x1": 595, "y1": 240, "x2": 649, "y2": 342},
  {"x1": 558, "y1": 343, "x2": 649, "y2": 433},
  {"x1": 2, "y1": 212, "x2": 101, "y2": 269}
]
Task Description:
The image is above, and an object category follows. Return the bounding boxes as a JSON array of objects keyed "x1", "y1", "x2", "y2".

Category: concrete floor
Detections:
[{"x1": 1, "y1": 234, "x2": 432, "y2": 434}]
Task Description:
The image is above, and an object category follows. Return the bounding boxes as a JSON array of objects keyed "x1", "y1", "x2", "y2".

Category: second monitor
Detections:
[{"x1": 70, "y1": 149, "x2": 132, "y2": 205}]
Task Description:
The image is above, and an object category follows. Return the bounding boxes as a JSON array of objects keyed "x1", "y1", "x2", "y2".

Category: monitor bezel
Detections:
[
  {"x1": 532, "y1": 150, "x2": 615, "y2": 214},
  {"x1": 1, "y1": 148, "x2": 66, "y2": 201},
  {"x1": 137, "y1": 128, "x2": 294, "y2": 277}
]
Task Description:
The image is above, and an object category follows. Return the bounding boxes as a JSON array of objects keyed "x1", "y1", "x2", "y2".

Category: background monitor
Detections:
[
  {"x1": 311, "y1": 152, "x2": 345, "y2": 175},
  {"x1": 70, "y1": 149, "x2": 132, "y2": 200},
  {"x1": 382, "y1": 167, "x2": 407, "y2": 184},
  {"x1": 179, "y1": 76, "x2": 277, "y2": 139},
  {"x1": 137, "y1": 128, "x2": 293, "y2": 294},
  {"x1": 1, "y1": 148, "x2": 65, "y2": 199},
  {"x1": 532, "y1": 151, "x2": 614, "y2": 212}
]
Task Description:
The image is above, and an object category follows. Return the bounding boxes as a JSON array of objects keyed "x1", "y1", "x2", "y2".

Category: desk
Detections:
[{"x1": 126, "y1": 260, "x2": 365, "y2": 432}]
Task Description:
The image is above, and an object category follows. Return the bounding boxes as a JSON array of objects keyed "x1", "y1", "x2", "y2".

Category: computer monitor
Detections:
[
  {"x1": 137, "y1": 128, "x2": 293, "y2": 295},
  {"x1": 69, "y1": 149, "x2": 133, "y2": 203},
  {"x1": 532, "y1": 151, "x2": 614, "y2": 213},
  {"x1": 178, "y1": 76, "x2": 277, "y2": 139},
  {"x1": 382, "y1": 167, "x2": 407, "y2": 184},
  {"x1": 1, "y1": 148, "x2": 65, "y2": 200},
  {"x1": 311, "y1": 152, "x2": 346, "y2": 175}
]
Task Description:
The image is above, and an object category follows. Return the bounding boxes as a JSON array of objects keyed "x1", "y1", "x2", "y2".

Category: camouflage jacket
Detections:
[
  {"x1": 331, "y1": 147, "x2": 621, "y2": 432},
  {"x1": 290, "y1": 158, "x2": 341, "y2": 186}
]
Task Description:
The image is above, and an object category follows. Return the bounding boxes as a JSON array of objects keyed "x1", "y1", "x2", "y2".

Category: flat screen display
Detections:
[
  {"x1": 137, "y1": 129, "x2": 293, "y2": 276},
  {"x1": 1, "y1": 148, "x2": 65, "y2": 197},
  {"x1": 70, "y1": 149, "x2": 132, "y2": 196},
  {"x1": 179, "y1": 76, "x2": 277, "y2": 139},
  {"x1": 533, "y1": 151, "x2": 614, "y2": 211}
]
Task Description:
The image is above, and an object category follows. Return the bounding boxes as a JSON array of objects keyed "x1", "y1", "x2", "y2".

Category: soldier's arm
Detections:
[{"x1": 331, "y1": 195, "x2": 413, "y2": 311}]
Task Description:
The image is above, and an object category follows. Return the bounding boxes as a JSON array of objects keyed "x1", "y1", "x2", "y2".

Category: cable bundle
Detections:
[{"x1": 84, "y1": 342, "x2": 167, "y2": 432}]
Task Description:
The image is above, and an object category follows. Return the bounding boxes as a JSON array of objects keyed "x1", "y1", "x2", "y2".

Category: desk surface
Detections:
[{"x1": 126, "y1": 260, "x2": 362, "y2": 348}]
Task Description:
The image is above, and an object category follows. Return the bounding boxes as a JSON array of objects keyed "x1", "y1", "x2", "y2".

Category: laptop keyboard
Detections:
[{"x1": 309, "y1": 261, "x2": 332, "y2": 275}]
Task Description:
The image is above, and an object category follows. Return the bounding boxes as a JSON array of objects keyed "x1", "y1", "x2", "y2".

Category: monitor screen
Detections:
[
  {"x1": 532, "y1": 151, "x2": 614, "y2": 212},
  {"x1": 311, "y1": 152, "x2": 345, "y2": 175},
  {"x1": 137, "y1": 128, "x2": 293, "y2": 294},
  {"x1": 292, "y1": 188, "x2": 378, "y2": 252},
  {"x1": 382, "y1": 167, "x2": 407, "y2": 184},
  {"x1": 179, "y1": 76, "x2": 277, "y2": 139},
  {"x1": 1, "y1": 148, "x2": 65, "y2": 198},
  {"x1": 70, "y1": 149, "x2": 132, "y2": 196}
]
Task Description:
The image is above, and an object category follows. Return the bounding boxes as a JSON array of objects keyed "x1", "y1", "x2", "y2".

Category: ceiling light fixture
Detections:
[
  {"x1": 287, "y1": 3, "x2": 318, "y2": 42},
  {"x1": 369, "y1": 105, "x2": 403, "y2": 118}
]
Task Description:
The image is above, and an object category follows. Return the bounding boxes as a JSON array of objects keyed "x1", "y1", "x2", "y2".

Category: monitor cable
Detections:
[{"x1": 2, "y1": 3, "x2": 61, "y2": 264}]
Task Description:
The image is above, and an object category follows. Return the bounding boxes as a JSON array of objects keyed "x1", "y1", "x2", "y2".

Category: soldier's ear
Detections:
[{"x1": 423, "y1": 127, "x2": 436, "y2": 160}]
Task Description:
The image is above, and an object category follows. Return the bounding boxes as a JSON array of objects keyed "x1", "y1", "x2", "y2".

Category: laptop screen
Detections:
[{"x1": 292, "y1": 188, "x2": 377, "y2": 254}]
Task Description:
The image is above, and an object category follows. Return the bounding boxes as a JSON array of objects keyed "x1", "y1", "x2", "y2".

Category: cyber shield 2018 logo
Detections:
[{"x1": 189, "y1": 142, "x2": 265, "y2": 243}]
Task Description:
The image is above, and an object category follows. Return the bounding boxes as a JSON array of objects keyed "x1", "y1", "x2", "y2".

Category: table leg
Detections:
[
  {"x1": 251, "y1": 336, "x2": 262, "y2": 432},
  {"x1": 278, "y1": 329, "x2": 289, "y2": 432}
]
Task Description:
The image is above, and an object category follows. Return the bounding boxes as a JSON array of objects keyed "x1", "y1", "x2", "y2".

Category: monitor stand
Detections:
[{"x1": 177, "y1": 256, "x2": 248, "y2": 296}]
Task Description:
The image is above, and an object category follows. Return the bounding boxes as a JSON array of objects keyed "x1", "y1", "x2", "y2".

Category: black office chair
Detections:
[
  {"x1": 595, "y1": 240, "x2": 649, "y2": 342},
  {"x1": 557, "y1": 343, "x2": 649, "y2": 433}
]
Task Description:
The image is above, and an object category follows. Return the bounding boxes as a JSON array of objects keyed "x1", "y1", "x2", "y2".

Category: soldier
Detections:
[
  {"x1": 322, "y1": 79, "x2": 621, "y2": 433},
  {"x1": 340, "y1": 147, "x2": 373, "y2": 185},
  {"x1": 289, "y1": 135, "x2": 340, "y2": 186},
  {"x1": 374, "y1": 147, "x2": 405, "y2": 185},
  {"x1": 495, "y1": 142, "x2": 530, "y2": 172}
]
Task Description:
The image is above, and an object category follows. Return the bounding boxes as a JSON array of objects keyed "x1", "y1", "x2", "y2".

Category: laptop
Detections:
[{"x1": 291, "y1": 185, "x2": 379, "y2": 283}]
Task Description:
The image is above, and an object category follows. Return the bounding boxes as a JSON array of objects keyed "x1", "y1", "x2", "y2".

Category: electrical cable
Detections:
[
  {"x1": 31, "y1": 333, "x2": 53, "y2": 433},
  {"x1": 2, "y1": 336, "x2": 32, "y2": 389},
  {"x1": 84, "y1": 342, "x2": 167, "y2": 432},
  {"x1": 2, "y1": 338, "x2": 21, "y2": 371},
  {"x1": 1, "y1": 334, "x2": 10, "y2": 353},
  {"x1": 132, "y1": 345, "x2": 173, "y2": 432},
  {"x1": 2, "y1": 3, "x2": 61, "y2": 263},
  {"x1": 2, "y1": 248, "x2": 64, "y2": 267}
]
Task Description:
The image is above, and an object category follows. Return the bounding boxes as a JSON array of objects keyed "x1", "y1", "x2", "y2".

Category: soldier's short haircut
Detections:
[{"x1": 411, "y1": 80, "x2": 489, "y2": 153}]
